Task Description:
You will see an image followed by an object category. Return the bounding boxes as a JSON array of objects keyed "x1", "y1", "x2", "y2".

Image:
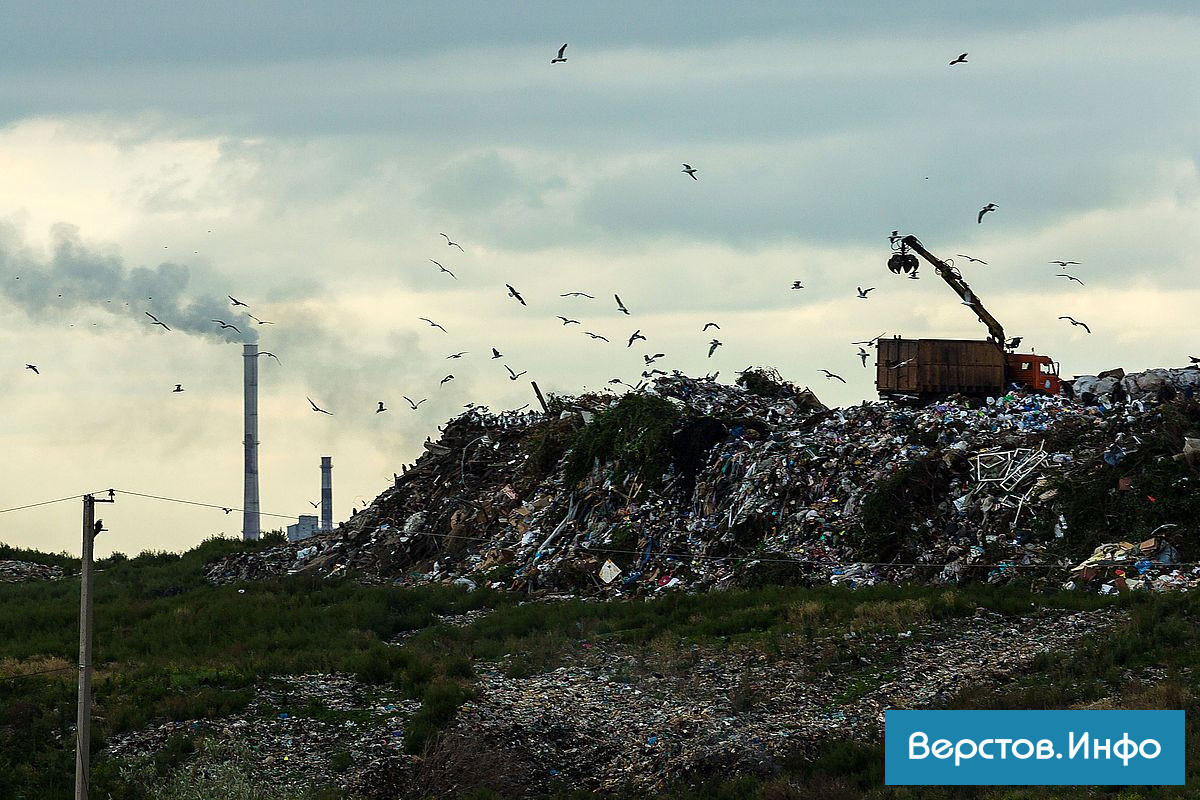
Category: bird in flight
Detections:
[
  {"x1": 1058, "y1": 316, "x2": 1092, "y2": 334},
  {"x1": 820, "y1": 369, "x2": 847, "y2": 383},
  {"x1": 889, "y1": 357, "x2": 917, "y2": 370},
  {"x1": 440, "y1": 374, "x2": 455, "y2": 385},
  {"x1": 852, "y1": 332, "x2": 886, "y2": 346},
  {"x1": 1190, "y1": 356, "x2": 1199, "y2": 364},
  {"x1": 25, "y1": 364, "x2": 39, "y2": 374},
  {"x1": 950, "y1": 53, "x2": 968, "y2": 65},
  {"x1": 560, "y1": 291, "x2": 594, "y2": 298},
  {"x1": 583, "y1": 331, "x2": 609, "y2": 342},
  {"x1": 1049, "y1": 260, "x2": 1080, "y2": 267},
  {"x1": 211, "y1": 319, "x2": 241, "y2": 333},
  {"x1": 956, "y1": 254, "x2": 987, "y2": 264},
  {"x1": 908, "y1": 270, "x2": 920, "y2": 280},
  {"x1": 643, "y1": 353, "x2": 665, "y2": 365},
  {"x1": 857, "y1": 348, "x2": 869, "y2": 367},
  {"x1": 556, "y1": 316, "x2": 580, "y2": 325},
  {"x1": 505, "y1": 365, "x2": 527, "y2": 380},
  {"x1": 681, "y1": 164, "x2": 698, "y2": 180},
  {"x1": 172, "y1": 384, "x2": 184, "y2": 392},
  {"x1": 791, "y1": 281, "x2": 804, "y2": 290},
  {"x1": 447, "y1": 351, "x2": 467, "y2": 359},
  {"x1": 419, "y1": 317, "x2": 447, "y2": 332},
  {"x1": 551, "y1": 43, "x2": 568, "y2": 63},
  {"x1": 1056, "y1": 274, "x2": 1085, "y2": 285},
  {"x1": 707, "y1": 339, "x2": 722, "y2": 358},
  {"x1": 247, "y1": 314, "x2": 274, "y2": 324},
  {"x1": 376, "y1": 401, "x2": 387, "y2": 413},
  {"x1": 506, "y1": 284, "x2": 527, "y2": 306},
  {"x1": 307, "y1": 397, "x2": 333, "y2": 415},
  {"x1": 440, "y1": 233, "x2": 465, "y2": 251},
  {"x1": 856, "y1": 287, "x2": 875, "y2": 299},
  {"x1": 703, "y1": 322, "x2": 720, "y2": 331},
  {"x1": 222, "y1": 507, "x2": 232, "y2": 514},
  {"x1": 144, "y1": 311, "x2": 171, "y2": 331},
  {"x1": 977, "y1": 203, "x2": 998, "y2": 223},
  {"x1": 614, "y1": 294, "x2": 630, "y2": 315},
  {"x1": 258, "y1": 351, "x2": 281, "y2": 364},
  {"x1": 627, "y1": 329, "x2": 646, "y2": 348},
  {"x1": 431, "y1": 260, "x2": 456, "y2": 279},
  {"x1": 229, "y1": 295, "x2": 248, "y2": 307},
  {"x1": 403, "y1": 396, "x2": 427, "y2": 410},
  {"x1": 642, "y1": 369, "x2": 667, "y2": 379},
  {"x1": 491, "y1": 347, "x2": 503, "y2": 359}
]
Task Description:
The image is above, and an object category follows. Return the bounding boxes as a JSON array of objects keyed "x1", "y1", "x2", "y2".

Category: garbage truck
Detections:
[{"x1": 876, "y1": 235, "x2": 1061, "y2": 400}]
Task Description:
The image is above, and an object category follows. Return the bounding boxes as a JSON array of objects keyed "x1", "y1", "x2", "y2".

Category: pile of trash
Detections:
[
  {"x1": 0, "y1": 560, "x2": 64, "y2": 583},
  {"x1": 1068, "y1": 535, "x2": 1200, "y2": 593},
  {"x1": 1069, "y1": 366, "x2": 1200, "y2": 405},
  {"x1": 204, "y1": 367, "x2": 1199, "y2": 596}
]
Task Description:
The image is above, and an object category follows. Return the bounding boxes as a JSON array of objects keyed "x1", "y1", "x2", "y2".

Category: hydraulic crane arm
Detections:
[{"x1": 901, "y1": 235, "x2": 1006, "y2": 347}]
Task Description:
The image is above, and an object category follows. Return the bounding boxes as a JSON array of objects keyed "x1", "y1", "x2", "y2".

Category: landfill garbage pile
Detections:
[
  {"x1": 205, "y1": 367, "x2": 1200, "y2": 595},
  {"x1": 99, "y1": 607, "x2": 1120, "y2": 798},
  {"x1": 1069, "y1": 365, "x2": 1200, "y2": 405},
  {"x1": 0, "y1": 560, "x2": 65, "y2": 583}
]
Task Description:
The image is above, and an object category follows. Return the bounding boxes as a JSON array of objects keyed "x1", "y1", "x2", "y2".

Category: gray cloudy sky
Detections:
[{"x1": 2, "y1": 3, "x2": 1197, "y2": 556}]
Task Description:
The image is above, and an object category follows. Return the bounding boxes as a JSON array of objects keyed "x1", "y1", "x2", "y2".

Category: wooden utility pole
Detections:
[
  {"x1": 76, "y1": 491, "x2": 113, "y2": 800},
  {"x1": 530, "y1": 380, "x2": 550, "y2": 414}
]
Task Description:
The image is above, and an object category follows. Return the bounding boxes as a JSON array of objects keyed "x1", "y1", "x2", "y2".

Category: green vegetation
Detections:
[
  {"x1": 564, "y1": 393, "x2": 682, "y2": 490},
  {"x1": 1, "y1": 535, "x2": 1197, "y2": 799}
]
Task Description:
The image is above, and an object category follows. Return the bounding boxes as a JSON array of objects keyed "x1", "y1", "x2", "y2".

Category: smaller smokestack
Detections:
[
  {"x1": 320, "y1": 456, "x2": 333, "y2": 532},
  {"x1": 242, "y1": 344, "x2": 260, "y2": 541}
]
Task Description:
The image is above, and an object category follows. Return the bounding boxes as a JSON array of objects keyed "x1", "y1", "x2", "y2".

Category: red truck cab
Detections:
[{"x1": 1005, "y1": 353, "x2": 1061, "y2": 395}]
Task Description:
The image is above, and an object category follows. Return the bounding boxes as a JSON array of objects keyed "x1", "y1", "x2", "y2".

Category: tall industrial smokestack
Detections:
[
  {"x1": 320, "y1": 457, "x2": 333, "y2": 532},
  {"x1": 242, "y1": 344, "x2": 261, "y2": 540}
]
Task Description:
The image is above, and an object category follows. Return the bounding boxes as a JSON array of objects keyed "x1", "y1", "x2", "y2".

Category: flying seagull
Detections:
[
  {"x1": 403, "y1": 396, "x2": 427, "y2": 410},
  {"x1": 977, "y1": 203, "x2": 998, "y2": 224},
  {"x1": 642, "y1": 369, "x2": 667, "y2": 378},
  {"x1": 856, "y1": 287, "x2": 875, "y2": 299},
  {"x1": 681, "y1": 163, "x2": 698, "y2": 180},
  {"x1": 491, "y1": 347, "x2": 503, "y2": 359},
  {"x1": 643, "y1": 353, "x2": 665, "y2": 365},
  {"x1": 1049, "y1": 260, "x2": 1080, "y2": 267},
  {"x1": 583, "y1": 331, "x2": 609, "y2": 342},
  {"x1": 551, "y1": 43, "x2": 567, "y2": 63},
  {"x1": 956, "y1": 254, "x2": 987, "y2": 264},
  {"x1": 889, "y1": 357, "x2": 917, "y2": 370},
  {"x1": 247, "y1": 314, "x2": 274, "y2": 324},
  {"x1": 144, "y1": 311, "x2": 171, "y2": 331},
  {"x1": 440, "y1": 233, "x2": 465, "y2": 251},
  {"x1": 852, "y1": 332, "x2": 886, "y2": 346},
  {"x1": 560, "y1": 291, "x2": 595, "y2": 298},
  {"x1": 1056, "y1": 274, "x2": 1085, "y2": 285},
  {"x1": 172, "y1": 384, "x2": 183, "y2": 392},
  {"x1": 703, "y1": 322, "x2": 720, "y2": 331},
  {"x1": 211, "y1": 319, "x2": 241, "y2": 333},
  {"x1": 431, "y1": 259, "x2": 456, "y2": 279},
  {"x1": 820, "y1": 369, "x2": 847, "y2": 383},
  {"x1": 506, "y1": 284, "x2": 527, "y2": 305},
  {"x1": 505, "y1": 365, "x2": 527, "y2": 380},
  {"x1": 791, "y1": 281, "x2": 804, "y2": 290},
  {"x1": 857, "y1": 348, "x2": 869, "y2": 367},
  {"x1": 1058, "y1": 316, "x2": 1092, "y2": 334},
  {"x1": 419, "y1": 317, "x2": 447, "y2": 332},
  {"x1": 447, "y1": 351, "x2": 467, "y2": 358},
  {"x1": 556, "y1": 316, "x2": 580, "y2": 325},
  {"x1": 707, "y1": 339, "x2": 722, "y2": 358},
  {"x1": 627, "y1": 329, "x2": 646, "y2": 348},
  {"x1": 950, "y1": 53, "x2": 968, "y2": 65},
  {"x1": 309, "y1": 501, "x2": 320, "y2": 509},
  {"x1": 258, "y1": 351, "x2": 281, "y2": 363},
  {"x1": 1190, "y1": 356, "x2": 1199, "y2": 364},
  {"x1": 614, "y1": 294, "x2": 630, "y2": 315},
  {"x1": 307, "y1": 397, "x2": 333, "y2": 415},
  {"x1": 228, "y1": 295, "x2": 248, "y2": 307},
  {"x1": 222, "y1": 508, "x2": 232, "y2": 514},
  {"x1": 440, "y1": 374, "x2": 455, "y2": 385},
  {"x1": 376, "y1": 401, "x2": 387, "y2": 413},
  {"x1": 25, "y1": 364, "x2": 39, "y2": 374}
]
